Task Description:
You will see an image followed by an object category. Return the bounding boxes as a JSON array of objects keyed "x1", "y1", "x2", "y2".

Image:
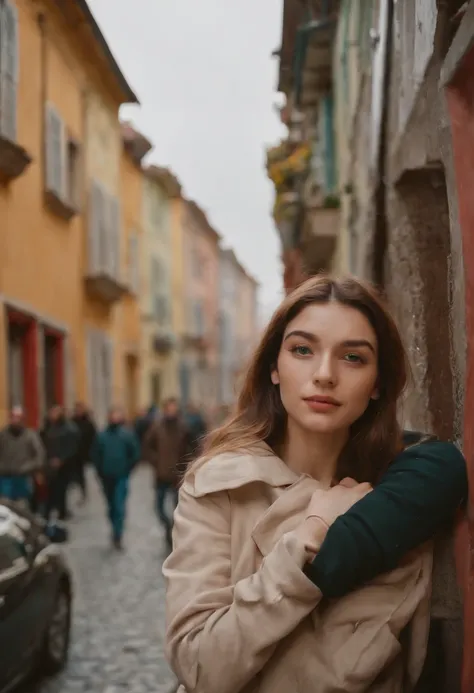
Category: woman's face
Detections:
[{"x1": 271, "y1": 301, "x2": 379, "y2": 436}]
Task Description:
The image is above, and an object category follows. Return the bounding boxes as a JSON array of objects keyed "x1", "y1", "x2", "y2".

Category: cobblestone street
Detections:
[{"x1": 30, "y1": 466, "x2": 176, "y2": 693}]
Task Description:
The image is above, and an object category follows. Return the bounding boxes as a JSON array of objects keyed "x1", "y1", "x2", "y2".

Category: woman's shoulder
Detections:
[{"x1": 182, "y1": 444, "x2": 297, "y2": 499}]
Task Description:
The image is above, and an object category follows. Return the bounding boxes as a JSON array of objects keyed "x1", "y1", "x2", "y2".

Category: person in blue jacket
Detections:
[{"x1": 91, "y1": 406, "x2": 140, "y2": 550}]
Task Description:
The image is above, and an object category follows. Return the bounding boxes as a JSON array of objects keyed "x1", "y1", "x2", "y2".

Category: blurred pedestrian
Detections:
[
  {"x1": 41, "y1": 404, "x2": 80, "y2": 522},
  {"x1": 134, "y1": 406, "x2": 151, "y2": 445},
  {"x1": 143, "y1": 397, "x2": 192, "y2": 549},
  {"x1": 91, "y1": 406, "x2": 140, "y2": 550},
  {"x1": 184, "y1": 402, "x2": 207, "y2": 460},
  {"x1": 0, "y1": 405, "x2": 45, "y2": 505},
  {"x1": 72, "y1": 402, "x2": 97, "y2": 504}
]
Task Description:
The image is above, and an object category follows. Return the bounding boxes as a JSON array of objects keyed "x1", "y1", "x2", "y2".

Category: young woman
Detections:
[{"x1": 163, "y1": 276, "x2": 467, "y2": 693}]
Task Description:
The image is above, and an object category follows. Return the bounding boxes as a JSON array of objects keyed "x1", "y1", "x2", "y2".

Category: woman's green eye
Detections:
[
  {"x1": 344, "y1": 352, "x2": 363, "y2": 363},
  {"x1": 292, "y1": 345, "x2": 312, "y2": 356}
]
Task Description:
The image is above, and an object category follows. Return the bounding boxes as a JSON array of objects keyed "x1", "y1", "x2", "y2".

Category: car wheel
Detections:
[{"x1": 41, "y1": 585, "x2": 71, "y2": 674}]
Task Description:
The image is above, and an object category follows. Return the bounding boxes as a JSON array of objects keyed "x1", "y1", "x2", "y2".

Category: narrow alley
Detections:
[{"x1": 31, "y1": 467, "x2": 175, "y2": 693}]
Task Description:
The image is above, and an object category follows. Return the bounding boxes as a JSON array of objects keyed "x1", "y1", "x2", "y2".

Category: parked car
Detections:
[{"x1": 0, "y1": 502, "x2": 72, "y2": 692}]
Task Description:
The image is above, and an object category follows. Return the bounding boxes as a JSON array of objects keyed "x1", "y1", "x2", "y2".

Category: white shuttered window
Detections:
[
  {"x1": 45, "y1": 104, "x2": 64, "y2": 198},
  {"x1": 86, "y1": 329, "x2": 114, "y2": 428},
  {"x1": 0, "y1": 0, "x2": 19, "y2": 141},
  {"x1": 88, "y1": 180, "x2": 121, "y2": 280},
  {"x1": 128, "y1": 232, "x2": 140, "y2": 294}
]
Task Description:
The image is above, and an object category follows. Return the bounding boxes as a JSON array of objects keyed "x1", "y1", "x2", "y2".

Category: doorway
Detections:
[
  {"x1": 6, "y1": 310, "x2": 38, "y2": 427},
  {"x1": 125, "y1": 354, "x2": 138, "y2": 419},
  {"x1": 43, "y1": 328, "x2": 64, "y2": 411}
]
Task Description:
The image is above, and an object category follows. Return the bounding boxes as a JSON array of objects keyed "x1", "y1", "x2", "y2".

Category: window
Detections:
[
  {"x1": 193, "y1": 300, "x2": 204, "y2": 337},
  {"x1": 192, "y1": 246, "x2": 202, "y2": 280},
  {"x1": 150, "y1": 372, "x2": 161, "y2": 406},
  {"x1": 0, "y1": 532, "x2": 26, "y2": 581},
  {"x1": 128, "y1": 232, "x2": 140, "y2": 294},
  {"x1": 45, "y1": 103, "x2": 81, "y2": 210},
  {"x1": 86, "y1": 329, "x2": 113, "y2": 427},
  {"x1": 45, "y1": 105, "x2": 64, "y2": 199},
  {"x1": 153, "y1": 294, "x2": 168, "y2": 324},
  {"x1": 0, "y1": 0, "x2": 19, "y2": 142},
  {"x1": 66, "y1": 139, "x2": 80, "y2": 208},
  {"x1": 88, "y1": 179, "x2": 121, "y2": 280}
]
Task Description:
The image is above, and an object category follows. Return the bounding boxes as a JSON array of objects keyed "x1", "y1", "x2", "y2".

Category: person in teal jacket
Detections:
[{"x1": 91, "y1": 406, "x2": 140, "y2": 550}]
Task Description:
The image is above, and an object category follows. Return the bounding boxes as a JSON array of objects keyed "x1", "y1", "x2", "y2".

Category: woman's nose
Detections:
[{"x1": 312, "y1": 353, "x2": 337, "y2": 386}]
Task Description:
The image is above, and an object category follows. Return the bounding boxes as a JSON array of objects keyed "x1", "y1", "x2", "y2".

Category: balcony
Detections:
[
  {"x1": 300, "y1": 201, "x2": 340, "y2": 273},
  {"x1": 183, "y1": 330, "x2": 208, "y2": 350},
  {"x1": 0, "y1": 135, "x2": 32, "y2": 185},
  {"x1": 294, "y1": 9, "x2": 339, "y2": 109},
  {"x1": 84, "y1": 272, "x2": 127, "y2": 304},
  {"x1": 44, "y1": 189, "x2": 77, "y2": 221},
  {"x1": 151, "y1": 331, "x2": 176, "y2": 355}
]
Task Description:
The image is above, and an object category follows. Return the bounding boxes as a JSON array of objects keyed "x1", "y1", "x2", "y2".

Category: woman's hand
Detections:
[
  {"x1": 294, "y1": 479, "x2": 373, "y2": 561},
  {"x1": 307, "y1": 478, "x2": 373, "y2": 528}
]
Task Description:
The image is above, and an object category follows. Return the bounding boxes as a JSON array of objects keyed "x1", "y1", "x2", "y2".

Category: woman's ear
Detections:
[
  {"x1": 371, "y1": 388, "x2": 379, "y2": 401},
  {"x1": 271, "y1": 368, "x2": 280, "y2": 385}
]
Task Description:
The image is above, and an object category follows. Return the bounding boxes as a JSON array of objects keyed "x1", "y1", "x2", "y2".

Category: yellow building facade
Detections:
[
  {"x1": 0, "y1": 0, "x2": 137, "y2": 427},
  {"x1": 139, "y1": 167, "x2": 181, "y2": 408}
]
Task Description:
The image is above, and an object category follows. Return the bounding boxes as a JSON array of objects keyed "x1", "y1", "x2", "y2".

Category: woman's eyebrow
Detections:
[
  {"x1": 283, "y1": 330, "x2": 316, "y2": 343},
  {"x1": 283, "y1": 332, "x2": 376, "y2": 355},
  {"x1": 341, "y1": 339, "x2": 376, "y2": 354}
]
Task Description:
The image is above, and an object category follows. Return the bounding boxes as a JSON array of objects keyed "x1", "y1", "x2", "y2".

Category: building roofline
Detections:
[
  {"x1": 72, "y1": 0, "x2": 139, "y2": 104},
  {"x1": 121, "y1": 122, "x2": 152, "y2": 164},
  {"x1": 144, "y1": 165, "x2": 183, "y2": 198},
  {"x1": 220, "y1": 245, "x2": 260, "y2": 287},
  {"x1": 185, "y1": 200, "x2": 222, "y2": 241}
]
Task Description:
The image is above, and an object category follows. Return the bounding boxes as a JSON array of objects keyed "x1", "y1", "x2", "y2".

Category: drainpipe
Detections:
[
  {"x1": 371, "y1": 0, "x2": 393, "y2": 289},
  {"x1": 37, "y1": 13, "x2": 47, "y2": 192}
]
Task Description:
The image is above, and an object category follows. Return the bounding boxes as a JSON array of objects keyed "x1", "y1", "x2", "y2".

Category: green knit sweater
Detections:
[{"x1": 304, "y1": 438, "x2": 468, "y2": 597}]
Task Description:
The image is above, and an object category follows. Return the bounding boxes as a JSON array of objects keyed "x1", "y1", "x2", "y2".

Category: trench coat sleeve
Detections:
[
  {"x1": 163, "y1": 486, "x2": 322, "y2": 693},
  {"x1": 306, "y1": 441, "x2": 467, "y2": 598}
]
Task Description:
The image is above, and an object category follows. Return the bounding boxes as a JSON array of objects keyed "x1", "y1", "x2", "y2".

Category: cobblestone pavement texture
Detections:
[{"x1": 28, "y1": 466, "x2": 177, "y2": 693}]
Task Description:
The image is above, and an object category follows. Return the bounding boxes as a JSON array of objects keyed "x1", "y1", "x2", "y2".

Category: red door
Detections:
[{"x1": 6, "y1": 309, "x2": 39, "y2": 428}]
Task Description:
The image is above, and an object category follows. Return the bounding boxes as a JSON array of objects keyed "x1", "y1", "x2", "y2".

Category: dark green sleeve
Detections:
[{"x1": 304, "y1": 441, "x2": 468, "y2": 598}]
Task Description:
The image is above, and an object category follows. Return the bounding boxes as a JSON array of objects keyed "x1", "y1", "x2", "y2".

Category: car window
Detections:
[
  {"x1": 0, "y1": 510, "x2": 28, "y2": 591},
  {"x1": 0, "y1": 534, "x2": 25, "y2": 573}
]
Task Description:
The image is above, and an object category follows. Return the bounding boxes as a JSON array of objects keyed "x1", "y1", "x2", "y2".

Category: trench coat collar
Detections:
[{"x1": 184, "y1": 441, "x2": 300, "y2": 498}]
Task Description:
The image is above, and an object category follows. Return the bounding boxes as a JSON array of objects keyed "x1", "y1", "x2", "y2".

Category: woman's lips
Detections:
[{"x1": 303, "y1": 397, "x2": 341, "y2": 413}]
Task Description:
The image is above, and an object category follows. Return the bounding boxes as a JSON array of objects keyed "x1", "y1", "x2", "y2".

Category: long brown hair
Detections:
[{"x1": 195, "y1": 275, "x2": 408, "y2": 484}]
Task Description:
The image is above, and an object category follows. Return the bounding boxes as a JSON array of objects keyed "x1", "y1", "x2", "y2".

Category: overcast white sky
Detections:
[{"x1": 87, "y1": 0, "x2": 286, "y2": 318}]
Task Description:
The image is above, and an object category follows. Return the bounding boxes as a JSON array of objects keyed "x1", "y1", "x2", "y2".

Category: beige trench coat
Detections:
[{"x1": 163, "y1": 443, "x2": 433, "y2": 693}]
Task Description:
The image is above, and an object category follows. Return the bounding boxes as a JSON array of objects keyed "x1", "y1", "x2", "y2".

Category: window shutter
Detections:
[
  {"x1": 108, "y1": 195, "x2": 120, "y2": 279},
  {"x1": 45, "y1": 105, "x2": 62, "y2": 196},
  {"x1": 0, "y1": 0, "x2": 19, "y2": 141},
  {"x1": 128, "y1": 232, "x2": 139, "y2": 294},
  {"x1": 60, "y1": 121, "x2": 68, "y2": 202},
  {"x1": 88, "y1": 181, "x2": 102, "y2": 273}
]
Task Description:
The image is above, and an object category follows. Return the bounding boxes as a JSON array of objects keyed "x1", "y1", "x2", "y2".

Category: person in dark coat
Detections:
[
  {"x1": 72, "y1": 402, "x2": 97, "y2": 503},
  {"x1": 91, "y1": 406, "x2": 140, "y2": 550},
  {"x1": 143, "y1": 397, "x2": 192, "y2": 549},
  {"x1": 41, "y1": 405, "x2": 80, "y2": 522}
]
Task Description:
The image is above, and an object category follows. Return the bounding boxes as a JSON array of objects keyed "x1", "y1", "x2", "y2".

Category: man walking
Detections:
[
  {"x1": 91, "y1": 406, "x2": 140, "y2": 550},
  {"x1": 143, "y1": 397, "x2": 192, "y2": 549},
  {"x1": 0, "y1": 406, "x2": 45, "y2": 504},
  {"x1": 72, "y1": 402, "x2": 97, "y2": 504},
  {"x1": 41, "y1": 405, "x2": 80, "y2": 522}
]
